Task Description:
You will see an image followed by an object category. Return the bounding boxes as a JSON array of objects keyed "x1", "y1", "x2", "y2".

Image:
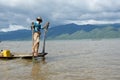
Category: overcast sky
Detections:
[{"x1": 0, "y1": 0, "x2": 120, "y2": 30}]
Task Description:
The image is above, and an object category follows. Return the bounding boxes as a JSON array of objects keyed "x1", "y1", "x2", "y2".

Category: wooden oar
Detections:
[
  {"x1": 31, "y1": 22, "x2": 34, "y2": 59},
  {"x1": 41, "y1": 22, "x2": 50, "y2": 54}
]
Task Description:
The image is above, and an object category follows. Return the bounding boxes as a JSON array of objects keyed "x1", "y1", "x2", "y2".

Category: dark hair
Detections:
[{"x1": 37, "y1": 19, "x2": 42, "y2": 22}]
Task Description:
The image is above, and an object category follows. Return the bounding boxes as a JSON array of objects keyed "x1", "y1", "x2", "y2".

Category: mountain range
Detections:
[{"x1": 0, "y1": 23, "x2": 120, "y2": 41}]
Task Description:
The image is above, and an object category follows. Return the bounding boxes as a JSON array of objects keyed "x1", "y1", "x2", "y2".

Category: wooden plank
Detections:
[
  {"x1": 15, "y1": 52, "x2": 48, "y2": 57},
  {"x1": 0, "y1": 56, "x2": 19, "y2": 59}
]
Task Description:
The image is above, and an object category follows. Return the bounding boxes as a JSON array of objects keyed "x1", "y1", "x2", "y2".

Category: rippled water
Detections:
[{"x1": 0, "y1": 39, "x2": 120, "y2": 80}]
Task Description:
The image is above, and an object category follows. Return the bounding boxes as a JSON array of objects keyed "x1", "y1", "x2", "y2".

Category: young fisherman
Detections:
[{"x1": 31, "y1": 17, "x2": 42, "y2": 57}]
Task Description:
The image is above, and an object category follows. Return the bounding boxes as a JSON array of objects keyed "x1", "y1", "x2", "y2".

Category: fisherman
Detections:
[{"x1": 31, "y1": 17, "x2": 42, "y2": 57}]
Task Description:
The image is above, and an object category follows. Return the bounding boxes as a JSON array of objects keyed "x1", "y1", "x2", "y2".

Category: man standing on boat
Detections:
[{"x1": 31, "y1": 17, "x2": 42, "y2": 57}]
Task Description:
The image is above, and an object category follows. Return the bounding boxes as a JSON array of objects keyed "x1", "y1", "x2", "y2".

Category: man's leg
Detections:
[
  {"x1": 34, "y1": 42, "x2": 39, "y2": 56},
  {"x1": 33, "y1": 32, "x2": 40, "y2": 56}
]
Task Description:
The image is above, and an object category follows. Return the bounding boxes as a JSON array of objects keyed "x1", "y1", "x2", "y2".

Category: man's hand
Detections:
[{"x1": 43, "y1": 22, "x2": 50, "y2": 31}]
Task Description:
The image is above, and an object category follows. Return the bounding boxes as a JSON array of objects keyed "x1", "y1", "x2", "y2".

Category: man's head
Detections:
[{"x1": 36, "y1": 16, "x2": 42, "y2": 22}]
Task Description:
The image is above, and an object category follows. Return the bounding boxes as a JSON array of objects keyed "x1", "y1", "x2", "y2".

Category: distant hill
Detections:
[
  {"x1": 0, "y1": 30, "x2": 31, "y2": 41},
  {"x1": 0, "y1": 23, "x2": 120, "y2": 41},
  {"x1": 47, "y1": 23, "x2": 120, "y2": 39}
]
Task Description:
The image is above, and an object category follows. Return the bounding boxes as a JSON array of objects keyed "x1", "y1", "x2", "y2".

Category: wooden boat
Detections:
[{"x1": 0, "y1": 53, "x2": 48, "y2": 59}]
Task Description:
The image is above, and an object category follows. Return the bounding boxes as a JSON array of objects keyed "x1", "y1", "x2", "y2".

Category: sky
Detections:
[{"x1": 0, "y1": 0, "x2": 120, "y2": 32}]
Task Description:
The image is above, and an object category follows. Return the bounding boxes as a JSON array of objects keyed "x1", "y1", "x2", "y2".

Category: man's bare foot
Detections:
[{"x1": 34, "y1": 52, "x2": 38, "y2": 56}]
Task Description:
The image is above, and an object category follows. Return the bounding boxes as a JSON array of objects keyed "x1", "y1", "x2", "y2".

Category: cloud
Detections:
[
  {"x1": 0, "y1": 0, "x2": 120, "y2": 28},
  {"x1": 0, "y1": 0, "x2": 36, "y2": 9},
  {"x1": 65, "y1": 19, "x2": 120, "y2": 25},
  {"x1": 0, "y1": 24, "x2": 28, "y2": 32}
]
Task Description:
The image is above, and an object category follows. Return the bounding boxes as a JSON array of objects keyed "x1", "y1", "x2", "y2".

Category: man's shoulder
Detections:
[{"x1": 34, "y1": 21, "x2": 39, "y2": 24}]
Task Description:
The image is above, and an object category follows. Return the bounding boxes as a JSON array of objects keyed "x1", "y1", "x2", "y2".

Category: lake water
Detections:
[{"x1": 0, "y1": 39, "x2": 120, "y2": 80}]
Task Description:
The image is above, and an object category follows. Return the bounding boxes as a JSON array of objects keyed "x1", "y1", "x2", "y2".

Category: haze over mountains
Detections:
[{"x1": 0, "y1": 23, "x2": 120, "y2": 41}]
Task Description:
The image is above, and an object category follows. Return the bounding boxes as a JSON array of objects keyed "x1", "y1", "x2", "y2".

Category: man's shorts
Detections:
[{"x1": 33, "y1": 32, "x2": 40, "y2": 43}]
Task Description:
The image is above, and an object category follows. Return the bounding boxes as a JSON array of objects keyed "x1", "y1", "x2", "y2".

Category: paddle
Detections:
[
  {"x1": 31, "y1": 22, "x2": 34, "y2": 58},
  {"x1": 41, "y1": 22, "x2": 50, "y2": 54}
]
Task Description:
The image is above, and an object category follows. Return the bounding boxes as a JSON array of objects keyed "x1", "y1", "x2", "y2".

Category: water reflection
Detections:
[{"x1": 31, "y1": 58, "x2": 47, "y2": 80}]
